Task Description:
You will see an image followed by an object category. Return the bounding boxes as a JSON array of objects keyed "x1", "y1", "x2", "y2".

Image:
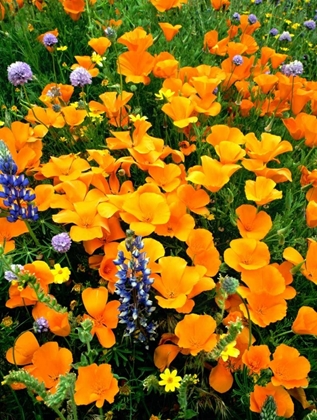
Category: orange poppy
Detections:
[
  {"x1": 235, "y1": 204, "x2": 272, "y2": 240},
  {"x1": 269, "y1": 344, "x2": 310, "y2": 389},
  {"x1": 244, "y1": 132, "x2": 293, "y2": 163},
  {"x1": 117, "y1": 51, "x2": 155, "y2": 85},
  {"x1": 118, "y1": 27, "x2": 153, "y2": 52},
  {"x1": 40, "y1": 83, "x2": 74, "y2": 106},
  {"x1": 174, "y1": 314, "x2": 217, "y2": 356},
  {"x1": 186, "y1": 156, "x2": 241, "y2": 193},
  {"x1": 292, "y1": 306, "x2": 317, "y2": 335},
  {"x1": 152, "y1": 256, "x2": 202, "y2": 312},
  {"x1": 208, "y1": 359, "x2": 233, "y2": 393},
  {"x1": 162, "y1": 96, "x2": 198, "y2": 128},
  {"x1": 153, "y1": 53, "x2": 179, "y2": 79},
  {"x1": 74, "y1": 363, "x2": 119, "y2": 407},
  {"x1": 250, "y1": 383, "x2": 294, "y2": 418},
  {"x1": 39, "y1": 154, "x2": 90, "y2": 183},
  {"x1": 82, "y1": 287, "x2": 120, "y2": 348},
  {"x1": 159, "y1": 23, "x2": 182, "y2": 42},
  {"x1": 211, "y1": 0, "x2": 230, "y2": 10},
  {"x1": 306, "y1": 200, "x2": 317, "y2": 228},
  {"x1": 203, "y1": 30, "x2": 229, "y2": 56},
  {"x1": 88, "y1": 37, "x2": 111, "y2": 55},
  {"x1": 62, "y1": 0, "x2": 85, "y2": 21},
  {"x1": 6, "y1": 331, "x2": 40, "y2": 366},
  {"x1": 215, "y1": 141, "x2": 245, "y2": 164},
  {"x1": 149, "y1": 0, "x2": 188, "y2": 12},
  {"x1": 176, "y1": 184, "x2": 210, "y2": 216},
  {"x1": 245, "y1": 176, "x2": 282, "y2": 206},
  {"x1": 25, "y1": 106, "x2": 65, "y2": 129},
  {"x1": 0, "y1": 219, "x2": 28, "y2": 254},
  {"x1": 89, "y1": 91, "x2": 133, "y2": 127},
  {"x1": 32, "y1": 302, "x2": 71, "y2": 337},
  {"x1": 224, "y1": 238, "x2": 270, "y2": 273},
  {"x1": 30, "y1": 342, "x2": 73, "y2": 392},
  {"x1": 242, "y1": 345, "x2": 271, "y2": 374},
  {"x1": 206, "y1": 125, "x2": 245, "y2": 147},
  {"x1": 186, "y1": 228, "x2": 221, "y2": 276},
  {"x1": 71, "y1": 56, "x2": 99, "y2": 77},
  {"x1": 283, "y1": 240, "x2": 317, "y2": 285}
]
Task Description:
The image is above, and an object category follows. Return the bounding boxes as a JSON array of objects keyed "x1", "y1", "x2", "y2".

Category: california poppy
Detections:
[
  {"x1": 74, "y1": 363, "x2": 119, "y2": 407},
  {"x1": 82, "y1": 287, "x2": 120, "y2": 348},
  {"x1": 242, "y1": 345, "x2": 271, "y2": 374},
  {"x1": 224, "y1": 238, "x2": 270, "y2": 273},
  {"x1": 245, "y1": 176, "x2": 282, "y2": 206},
  {"x1": 250, "y1": 383, "x2": 294, "y2": 418},
  {"x1": 159, "y1": 23, "x2": 182, "y2": 42},
  {"x1": 236, "y1": 204, "x2": 272, "y2": 240},
  {"x1": 292, "y1": 306, "x2": 317, "y2": 335},
  {"x1": 269, "y1": 344, "x2": 310, "y2": 389}
]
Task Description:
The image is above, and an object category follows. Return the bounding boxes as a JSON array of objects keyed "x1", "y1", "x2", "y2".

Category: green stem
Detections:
[
  {"x1": 24, "y1": 219, "x2": 41, "y2": 248},
  {"x1": 236, "y1": 292, "x2": 252, "y2": 349},
  {"x1": 52, "y1": 407, "x2": 68, "y2": 420}
]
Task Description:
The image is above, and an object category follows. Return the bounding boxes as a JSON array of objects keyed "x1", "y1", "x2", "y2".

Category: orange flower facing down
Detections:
[
  {"x1": 250, "y1": 383, "x2": 294, "y2": 418},
  {"x1": 162, "y1": 97, "x2": 198, "y2": 128},
  {"x1": 149, "y1": 0, "x2": 188, "y2": 12},
  {"x1": 242, "y1": 345, "x2": 271, "y2": 374},
  {"x1": 159, "y1": 23, "x2": 182, "y2": 41},
  {"x1": 82, "y1": 287, "x2": 120, "y2": 348},
  {"x1": 117, "y1": 27, "x2": 153, "y2": 52},
  {"x1": 245, "y1": 176, "x2": 282, "y2": 206},
  {"x1": 62, "y1": 0, "x2": 85, "y2": 20},
  {"x1": 174, "y1": 314, "x2": 217, "y2": 355},
  {"x1": 88, "y1": 37, "x2": 111, "y2": 55},
  {"x1": 32, "y1": 302, "x2": 71, "y2": 337},
  {"x1": 0, "y1": 219, "x2": 28, "y2": 254},
  {"x1": 209, "y1": 358, "x2": 233, "y2": 393},
  {"x1": 74, "y1": 363, "x2": 119, "y2": 407},
  {"x1": 269, "y1": 344, "x2": 310, "y2": 389},
  {"x1": 236, "y1": 204, "x2": 272, "y2": 240},
  {"x1": 292, "y1": 306, "x2": 317, "y2": 335},
  {"x1": 224, "y1": 238, "x2": 270, "y2": 273}
]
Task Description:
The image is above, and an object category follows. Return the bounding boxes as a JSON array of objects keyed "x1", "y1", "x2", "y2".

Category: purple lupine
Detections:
[
  {"x1": 4, "y1": 264, "x2": 24, "y2": 282},
  {"x1": 279, "y1": 31, "x2": 292, "y2": 41},
  {"x1": 51, "y1": 232, "x2": 72, "y2": 253},
  {"x1": 280, "y1": 60, "x2": 304, "y2": 77},
  {"x1": 232, "y1": 12, "x2": 240, "y2": 21},
  {"x1": 304, "y1": 19, "x2": 316, "y2": 30},
  {"x1": 114, "y1": 231, "x2": 157, "y2": 348},
  {"x1": 42, "y1": 33, "x2": 58, "y2": 47},
  {"x1": 34, "y1": 317, "x2": 49, "y2": 333},
  {"x1": 7, "y1": 61, "x2": 33, "y2": 86},
  {"x1": 248, "y1": 14, "x2": 258, "y2": 24},
  {"x1": 269, "y1": 28, "x2": 279, "y2": 36},
  {"x1": 70, "y1": 67, "x2": 92, "y2": 87},
  {"x1": 232, "y1": 55, "x2": 244, "y2": 66},
  {"x1": 0, "y1": 141, "x2": 38, "y2": 222}
]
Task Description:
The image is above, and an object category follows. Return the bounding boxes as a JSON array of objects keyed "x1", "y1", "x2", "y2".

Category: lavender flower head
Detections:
[
  {"x1": 7, "y1": 61, "x2": 33, "y2": 86},
  {"x1": 279, "y1": 31, "x2": 292, "y2": 42},
  {"x1": 34, "y1": 317, "x2": 49, "y2": 333},
  {"x1": 232, "y1": 55, "x2": 244, "y2": 66},
  {"x1": 51, "y1": 232, "x2": 72, "y2": 253},
  {"x1": 304, "y1": 19, "x2": 316, "y2": 30},
  {"x1": 70, "y1": 67, "x2": 92, "y2": 87},
  {"x1": 269, "y1": 28, "x2": 279, "y2": 36},
  {"x1": 4, "y1": 264, "x2": 24, "y2": 282},
  {"x1": 42, "y1": 33, "x2": 58, "y2": 47},
  {"x1": 248, "y1": 14, "x2": 258, "y2": 24},
  {"x1": 255, "y1": 0, "x2": 262, "y2": 4},
  {"x1": 232, "y1": 12, "x2": 240, "y2": 21},
  {"x1": 280, "y1": 60, "x2": 304, "y2": 77}
]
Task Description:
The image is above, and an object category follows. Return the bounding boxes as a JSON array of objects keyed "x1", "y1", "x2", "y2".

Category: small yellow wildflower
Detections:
[
  {"x1": 155, "y1": 88, "x2": 175, "y2": 101},
  {"x1": 280, "y1": 47, "x2": 289, "y2": 52},
  {"x1": 284, "y1": 19, "x2": 292, "y2": 25},
  {"x1": 219, "y1": 335, "x2": 240, "y2": 362},
  {"x1": 51, "y1": 264, "x2": 71, "y2": 284},
  {"x1": 28, "y1": 24, "x2": 34, "y2": 32},
  {"x1": 101, "y1": 79, "x2": 109, "y2": 86},
  {"x1": 70, "y1": 102, "x2": 79, "y2": 108},
  {"x1": 57, "y1": 46, "x2": 68, "y2": 51},
  {"x1": 129, "y1": 114, "x2": 148, "y2": 122},
  {"x1": 0, "y1": 121, "x2": 4, "y2": 127},
  {"x1": 91, "y1": 52, "x2": 105, "y2": 67},
  {"x1": 265, "y1": 13, "x2": 272, "y2": 18},
  {"x1": 11, "y1": 106, "x2": 18, "y2": 112},
  {"x1": 158, "y1": 368, "x2": 182, "y2": 392},
  {"x1": 291, "y1": 23, "x2": 300, "y2": 30}
]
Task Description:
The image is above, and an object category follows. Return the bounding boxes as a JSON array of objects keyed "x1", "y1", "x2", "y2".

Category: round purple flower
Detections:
[
  {"x1": 51, "y1": 232, "x2": 72, "y2": 253},
  {"x1": 69, "y1": 67, "x2": 92, "y2": 87},
  {"x1": 4, "y1": 264, "x2": 23, "y2": 282},
  {"x1": 42, "y1": 33, "x2": 58, "y2": 47},
  {"x1": 304, "y1": 19, "x2": 316, "y2": 30},
  {"x1": 279, "y1": 31, "x2": 292, "y2": 42},
  {"x1": 34, "y1": 317, "x2": 49, "y2": 333},
  {"x1": 269, "y1": 28, "x2": 279, "y2": 36},
  {"x1": 248, "y1": 14, "x2": 258, "y2": 24},
  {"x1": 232, "y1": 55, "x2": 244, "y2": 66},
  {"x1": 7, "y1": 61, "x2": 33, "y2": 86},
  {"x1": 255, "y1": 0, "x2": 262, "y2": 4},
  {"x1": 232, "y1": 12, "x2": 240, "y2": 21},
  {"x1": 280, "y1": 60, "x2": 304, "y2": 77}
]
